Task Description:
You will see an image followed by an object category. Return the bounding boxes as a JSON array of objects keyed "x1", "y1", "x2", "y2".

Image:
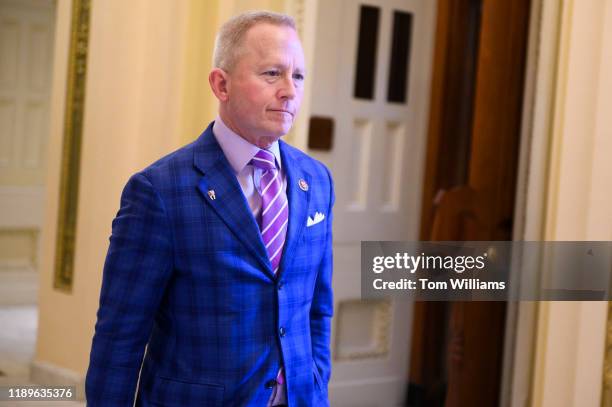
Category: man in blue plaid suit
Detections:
[{"x1": 86, "y1": 11, "x2": 334, "y2": 407}]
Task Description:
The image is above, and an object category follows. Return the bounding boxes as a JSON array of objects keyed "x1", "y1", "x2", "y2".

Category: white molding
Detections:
[
  {"x1": 0, "y1": 186, "x2": 45, "y2": 228},
  {"x1": 0, "y1": 258, "x2": 35, "y2": 268},
  {"x1": 503, "y1": 0, "x2": 564, "y2": 405},
  {"x1": 0, "y1": 270, "x2": 37, "y2": 305},
  {"x1": 0, "y1": 0, "x2": 55, "y2": 11},
  {"x1": 530, "y1": 0, "x2": 611, "y2": 404}
]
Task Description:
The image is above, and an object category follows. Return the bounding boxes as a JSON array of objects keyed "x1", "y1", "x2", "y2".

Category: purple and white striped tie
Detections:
[
  {"x1": 252, "y1": 149, "x2": 288, "y2": 403},
  {"x1": 251, "y1": 149, "x2": 288, "y2": 275}
]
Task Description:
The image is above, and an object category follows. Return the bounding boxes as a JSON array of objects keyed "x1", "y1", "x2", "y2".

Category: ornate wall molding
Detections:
[
  {"x1": 53, "y1": 0, "x2": 90, "y2": 291},
  {"x1": 285, "y1": 0, "x2": 305, "y2": 37}
]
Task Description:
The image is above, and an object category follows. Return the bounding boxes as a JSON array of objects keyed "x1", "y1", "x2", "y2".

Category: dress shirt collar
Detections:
[{"x1": 212, "y1": 116, "x2": 282, "y2": 174}]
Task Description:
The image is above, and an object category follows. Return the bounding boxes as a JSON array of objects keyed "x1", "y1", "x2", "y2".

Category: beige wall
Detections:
[
  {"x1": 35, "y1": 0, "x2": 287, "y2": 382},
  {"x1": 529, "y1": 0, "x2": 612, "y2": 406},
  {"x1": 180, "y1": 0, "x2": 286, "y2": 145},
  {"x1": 37, "y1": 0, "x2": 191, "y2": 375},
  {"x1": 180, "y1": 0, "x2": 219, "y2": 144}
]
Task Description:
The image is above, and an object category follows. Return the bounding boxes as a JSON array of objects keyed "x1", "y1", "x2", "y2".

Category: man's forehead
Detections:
[
  {"x1": 245, "y1": 23, "x2": 303, "y2": 55},
  {"x1": 225, "y1": 23, "x2": 305, "y2": 74}
]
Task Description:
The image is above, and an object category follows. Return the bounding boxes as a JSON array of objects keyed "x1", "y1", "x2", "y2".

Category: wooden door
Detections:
[{"x1": 409, "y1": 0, "x2": 531, "y2": 406}]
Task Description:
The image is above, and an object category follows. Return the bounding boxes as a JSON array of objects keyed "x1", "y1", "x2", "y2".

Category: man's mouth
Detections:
[{"x1": 268, "y1": 109, "x2": 294, "y2": 117}]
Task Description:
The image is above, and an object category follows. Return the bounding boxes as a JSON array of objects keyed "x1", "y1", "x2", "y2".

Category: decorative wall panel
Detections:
[
  {"x1": 348, "y1": 119, "x2": 372, "y2": 210},
  {"x1": 53, "y1": 0, "x2": 90, "y2": 291},
  {"x1": 334, "y1": 299, "x2": 391, "y2": 361}
]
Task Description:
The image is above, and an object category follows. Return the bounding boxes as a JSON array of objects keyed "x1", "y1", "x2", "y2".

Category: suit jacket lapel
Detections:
[
  {"x1": 279, "y1": 141, "x2": 312, "y2": 275},
  {"x1": 194, "y1": 126, "x2": 273, "y2": 277}
]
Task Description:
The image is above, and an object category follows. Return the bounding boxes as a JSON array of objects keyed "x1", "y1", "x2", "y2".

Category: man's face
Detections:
[{"x1": 222, "y1": 24, "x2": 305, "y2": 148}]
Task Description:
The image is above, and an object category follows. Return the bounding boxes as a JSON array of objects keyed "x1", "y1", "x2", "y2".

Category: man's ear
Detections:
[{"x1": 209, "y1": 68, "x2": 230, "y2": 102}]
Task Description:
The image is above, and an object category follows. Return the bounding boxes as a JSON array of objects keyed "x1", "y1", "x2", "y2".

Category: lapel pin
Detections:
[
  {"x1": 298, "y1": 179, "x2": 309, "y2": 191},
  {"x1": 208, "y1": 190, "x2": 216, "y2": 200}
]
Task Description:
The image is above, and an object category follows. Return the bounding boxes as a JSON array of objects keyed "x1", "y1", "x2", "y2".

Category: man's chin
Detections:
[
  {"x1": 267, "y1": 126, "x2": 293, "y2": 140},
  {"x1": 253, "y1": 133, "x2": 284, "y2": 149},
  {"x1": 246, "y1": 124, "x2": 294, "y2": 148}
]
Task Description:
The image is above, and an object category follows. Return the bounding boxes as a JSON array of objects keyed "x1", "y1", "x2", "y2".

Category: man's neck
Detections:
[{"x1": 217, "y1": 110, "x2": 277, "y2": 149}]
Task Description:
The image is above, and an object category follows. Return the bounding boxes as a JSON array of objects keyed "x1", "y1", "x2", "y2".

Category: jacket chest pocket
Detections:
[{"x1": 302, "y1": 221, "x2": 327, "y2": 243}]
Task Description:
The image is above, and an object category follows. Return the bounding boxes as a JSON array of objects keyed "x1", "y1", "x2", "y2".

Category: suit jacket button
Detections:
[
  {"x1": 278, "y1": 281, "x2": 284, "y2": 290},
  {"x1": 279, "y1": 327, "x2": 286, "y2": 337},
  {"x1": 265, "y1": 379, "x2": 277, "y2": 389}
]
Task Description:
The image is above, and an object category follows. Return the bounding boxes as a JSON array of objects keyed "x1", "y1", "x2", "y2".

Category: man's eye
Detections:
[
  {"x1": 293, "y1": 73, "x2": 305, "y2": 81},
  {"x1": 264, "y1": 71, "x2": 280, "y2": 77}
]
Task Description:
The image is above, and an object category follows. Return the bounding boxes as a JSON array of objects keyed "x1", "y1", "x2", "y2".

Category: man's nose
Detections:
[{"x1": 278, "y1": 74, "x2": 297, "y2": 100}]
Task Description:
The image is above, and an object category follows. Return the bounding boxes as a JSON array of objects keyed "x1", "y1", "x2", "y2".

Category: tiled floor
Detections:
[{"x1": 0, "y1": 306, "x2": 83, "y2": 406}]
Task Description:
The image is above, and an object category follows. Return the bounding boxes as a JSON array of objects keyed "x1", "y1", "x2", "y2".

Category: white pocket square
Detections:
[{"x1": 307, "y1": 212, "x2": 325, "y2": 227}]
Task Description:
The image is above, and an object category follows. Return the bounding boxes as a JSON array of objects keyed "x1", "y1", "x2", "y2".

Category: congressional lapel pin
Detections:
[
  {"x1": 208, "y1": 190, "x2": 216, "y2": 200},
  {"x1": 298, "y1": 179, "x2": 309, "y2": 191}
]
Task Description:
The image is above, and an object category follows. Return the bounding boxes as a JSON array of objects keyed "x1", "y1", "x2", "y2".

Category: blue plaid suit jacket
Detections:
[{"x1": 85, "y1": 123, "x2": 334, "y2": 406}]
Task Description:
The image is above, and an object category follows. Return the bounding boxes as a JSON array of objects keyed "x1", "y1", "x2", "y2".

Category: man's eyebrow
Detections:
[
  {"x1": 286, "y1": 65, "x2": 306, "y2": 75},
  {"x1": 258, "y1": 62, "x2": 305, "y2": 71}
]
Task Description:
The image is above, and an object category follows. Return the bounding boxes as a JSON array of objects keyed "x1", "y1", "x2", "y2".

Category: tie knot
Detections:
[{"x1": 251, "y1": 149, "x2": 277, "y2": 171}]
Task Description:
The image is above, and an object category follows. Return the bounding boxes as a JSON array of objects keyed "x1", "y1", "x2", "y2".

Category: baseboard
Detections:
[{"x1": 30, "y1": 360, "x2": 85, "y2": 401}]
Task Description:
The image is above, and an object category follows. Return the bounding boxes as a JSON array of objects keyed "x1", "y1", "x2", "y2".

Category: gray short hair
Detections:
[{"x1": 213, "y1": 11, "x2": 297, "y2": 71}]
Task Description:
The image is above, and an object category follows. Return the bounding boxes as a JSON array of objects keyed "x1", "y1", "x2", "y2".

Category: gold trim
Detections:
[
  {"x1": 286, "y1": 0, "x2": 305, "y2": 37},
  {"x1": 53, "y1": 0, "x2": 91, "y2": 291}
]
